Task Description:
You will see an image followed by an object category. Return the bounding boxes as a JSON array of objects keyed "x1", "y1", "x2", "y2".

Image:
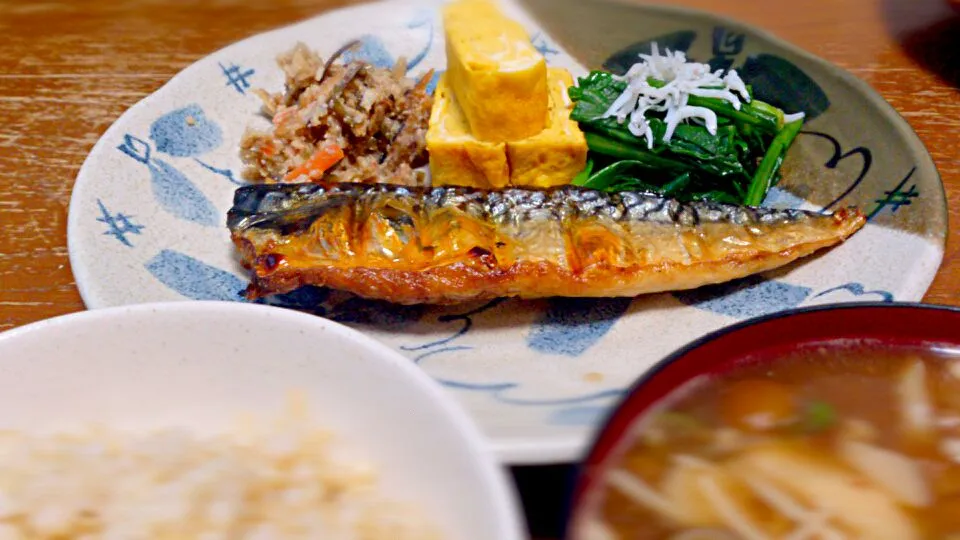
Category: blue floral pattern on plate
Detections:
[
  {"x1": 112, "y1": 16, "x2": 901, "y2": 418},
  {"x1": 68, "y1": 0, "x2": 944, "y2": 461}
]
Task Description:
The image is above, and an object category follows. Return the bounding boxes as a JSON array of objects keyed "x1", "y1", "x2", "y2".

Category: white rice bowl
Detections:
[{"x1": 0, "y1": 301, "x2": 525, "y2": 540}]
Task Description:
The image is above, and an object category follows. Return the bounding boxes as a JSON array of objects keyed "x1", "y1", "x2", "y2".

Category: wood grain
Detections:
[{"x1": 0, "y1": 0, "x2": 958, "y2": 537}]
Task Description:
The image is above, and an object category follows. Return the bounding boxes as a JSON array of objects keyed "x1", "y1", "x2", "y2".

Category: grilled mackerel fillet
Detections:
[{"x1": 227, "y1": 183, "x2": 866, "y2": 305}]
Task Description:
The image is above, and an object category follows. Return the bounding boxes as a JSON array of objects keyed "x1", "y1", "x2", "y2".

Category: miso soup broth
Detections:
[{"x1": 578, "y1": 343, "x2": 960, "y2": 540}]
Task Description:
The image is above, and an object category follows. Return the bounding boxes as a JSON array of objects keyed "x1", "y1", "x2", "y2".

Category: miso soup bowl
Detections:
[{"x1": 564, "y1": 301, "x2": 960, "y2": 539}]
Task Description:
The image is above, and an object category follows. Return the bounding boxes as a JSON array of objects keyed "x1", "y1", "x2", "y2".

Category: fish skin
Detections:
[{"x1": 227, "y1": 182, "x2": 866, "y2": 305}]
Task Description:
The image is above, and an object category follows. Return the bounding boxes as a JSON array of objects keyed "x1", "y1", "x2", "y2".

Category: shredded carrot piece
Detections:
[
  {"x1": 260, "y1": 141, "x2": 277, "y2": 157},
  {"x1": 284, "y1": 144, "x2": 345, "y2": 181}
]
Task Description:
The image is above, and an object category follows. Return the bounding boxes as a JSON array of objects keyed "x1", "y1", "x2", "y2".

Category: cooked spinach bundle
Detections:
[{"x1": 568, "y1": 47, "x2": 805, "y2": 206}]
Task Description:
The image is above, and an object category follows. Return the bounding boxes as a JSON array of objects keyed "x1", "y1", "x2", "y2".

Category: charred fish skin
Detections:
[
  {"x1": 229, "y1": 182, "x2": 820, "y2": 231},
  {"x1": 228, "y1": 183, "x2": 867, "y2": 305}
]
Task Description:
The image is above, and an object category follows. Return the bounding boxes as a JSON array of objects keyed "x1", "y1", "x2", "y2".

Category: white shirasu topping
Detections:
[
  {"x1": 601, "y1": 43, "x2": 754, "y2": 149},
  {"x1": 783, "y1": 111, "x2": 807, "y2": 124}
]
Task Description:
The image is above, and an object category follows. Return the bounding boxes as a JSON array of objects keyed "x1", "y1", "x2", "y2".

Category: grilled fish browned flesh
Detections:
[{"x1": 227, "y1": 183, "x2": 866, "y2": 305}]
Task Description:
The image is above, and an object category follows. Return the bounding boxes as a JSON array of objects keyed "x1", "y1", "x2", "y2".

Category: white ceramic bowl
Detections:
[{"x1": 0, "y1": 301, "x2": 526, "y2": 540}]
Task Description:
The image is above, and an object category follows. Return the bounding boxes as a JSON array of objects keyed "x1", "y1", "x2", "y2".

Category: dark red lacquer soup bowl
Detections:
[{"x1": 565, "y1": 302, "x2": 960, "y2": 540}]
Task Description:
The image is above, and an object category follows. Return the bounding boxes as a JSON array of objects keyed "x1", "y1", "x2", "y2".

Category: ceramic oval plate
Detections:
[{"x1": 67, "y1": 0, "x2": 946, "y2": 464}]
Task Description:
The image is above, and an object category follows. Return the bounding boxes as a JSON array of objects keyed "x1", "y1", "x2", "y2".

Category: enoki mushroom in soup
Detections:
[{"x1": 576, "y1": 345, "x2": 960, "y2": 540}]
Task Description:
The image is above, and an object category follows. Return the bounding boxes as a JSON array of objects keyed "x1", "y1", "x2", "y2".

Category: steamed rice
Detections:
[{"x1": 0, "y1": 397, "x2": 442, "y2": 539}]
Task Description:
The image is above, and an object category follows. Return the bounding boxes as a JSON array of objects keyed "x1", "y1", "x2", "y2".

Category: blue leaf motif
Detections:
[
  {"x1": 740, "y1": 54, "x2": 830, "y2": 120},
  {"x1": 340, "y1": 35, "x2": 395, "y2": 69},
  {"x1": 527, "y1": 297, "x2": 633, "y2": 357},
  {"x1": 147, "y1": 158, "x2": 219, "y2": 227},
  {"x1": 145, "y1": 249, "x2": 247, "y2": 301},
  {"x1": 674, "y1": 276, "x2": 812, "y2": 319},
  {"x1": 149, "y1": 104, "x2": 223, "y2": 157}
]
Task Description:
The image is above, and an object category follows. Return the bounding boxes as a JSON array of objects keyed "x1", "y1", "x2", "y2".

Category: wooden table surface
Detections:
[{"x1": 1, "y1": 0, "x2": 958, "y2": 537}]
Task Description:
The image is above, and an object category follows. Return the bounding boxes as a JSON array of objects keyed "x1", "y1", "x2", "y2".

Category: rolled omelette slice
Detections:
[
  {"x1": 442, "y1": 0, "x2": 549, "y2": 142},
  {"x1": 507, "y1": 68, "x2": 588, "y2": 188},
  {"x1": 427, "y1": 69, "x2": 587, "y2": 189},
  {"x1": 426, "y1": 74, "x2": 510, "y2": 189}
]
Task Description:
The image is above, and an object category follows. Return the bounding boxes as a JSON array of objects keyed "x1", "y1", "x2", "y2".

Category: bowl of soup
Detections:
[{"x1": 566, "y1": 302, "x2": 960, "y2": 540}]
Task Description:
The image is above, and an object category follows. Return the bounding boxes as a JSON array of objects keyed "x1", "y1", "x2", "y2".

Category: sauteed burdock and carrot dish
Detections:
[
  {"x1": 573, "y1": 346, "x2": 960, "y2": 540},
  {"x1": 230, "y1": 0, "x2": 865, "y2": 306}
]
